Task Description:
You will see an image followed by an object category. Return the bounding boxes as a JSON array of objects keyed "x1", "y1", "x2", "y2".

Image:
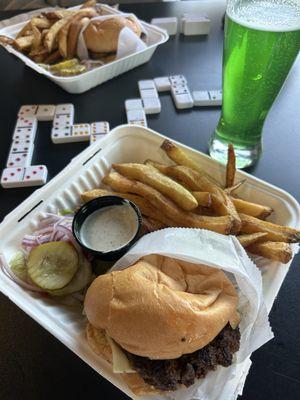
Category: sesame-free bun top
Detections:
[
  {"x1": 84, "y1": 255, "x2": 239, "y2": 360},
  {"x1": 83, "y1": 15, "x2": 142, "y2": 54}
]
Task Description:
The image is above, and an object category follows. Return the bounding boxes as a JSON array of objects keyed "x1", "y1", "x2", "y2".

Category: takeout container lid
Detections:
[
  {"x1": 0, "y1": 125, "x2": 299, "y2": 399},
  {"x1": 0, "y1": 4, "x2": 169, "y2": 94}
]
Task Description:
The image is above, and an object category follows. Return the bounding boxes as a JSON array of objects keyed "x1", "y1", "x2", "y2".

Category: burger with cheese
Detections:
[{"x1": 84, "y1": 255, "x2": 241, "y2": 395}]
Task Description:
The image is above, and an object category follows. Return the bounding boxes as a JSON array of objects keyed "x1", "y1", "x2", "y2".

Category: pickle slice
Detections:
[
  {"x1": 27, "y1": 242, "x2": 79, "y2": 290},
  {"x1": 10, "y1": 251, "x2": 27, "y2": 281},
  {"x1": 48, "y1": 255, "x2": 92, "y2": 297},
  {"x1": 50, "y1": 58, "x2": 79, "y2": 71},
  {"x1": 57, "y1": 65, "x2": 86, "y2": 76}
]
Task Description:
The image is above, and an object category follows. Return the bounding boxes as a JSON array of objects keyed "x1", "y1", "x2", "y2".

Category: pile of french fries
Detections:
[
  {"x1": 0, "y1": 1, "x2": 99, "y2": 69},
  {"x1": 81, "y1": 140, "x2": 300, "y2": 264}
]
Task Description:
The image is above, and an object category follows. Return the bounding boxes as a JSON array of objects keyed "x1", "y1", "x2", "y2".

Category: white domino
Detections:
[
  {"x1": 140, "y1": 88, "x2": 158, "y2": 99},
  {"x1": 193, "y1": 90, "x2": 222, "y2": 106},
  {"x1": 169, "y1": 75, "x2": 187, "y2": 87},
  {"x1": 150, "y1": 17, "x2": 178, "y2": 35},
  {"x1": 36, "y1": 105, "x2": 56, "y2": 121},
  {"x1": 171, "y1": 85, "x2": 194, "y2": 109},
  {"x1": 17, "y1": 105, "x2": 38, "y2": 118},
  {"x1": 53, "y1": 103, "x2": 74, "y2": 127},
  {"x1": 7, "y1": 140, "x2": 34, "y2": 168},
  {"x1": 154, "y1": 77, "x2": 171, "y2": 92},
  {"x1": 208, "y1": 90, "x2": 222, "y2": 106},
  {"x1": 51, "y1": 124, "x2": 90, "y2": 144},
  {"x1": 13, "y1": 117, "x2": 37, "y2": 142},
  {"x1": 142, "y1": 97, "x2": 161, "y2": 114},
  {"x1": 182, "y1": 16, "x2": 211, "y2": 36},
  {"x1": 126, "y1": 109, "x2": 147, "y2": 127},
  {"x1": 1, "y1": 165, "x2": 48, "y2": 188},
  {"x1": 138, "y1": 80, "x2": 156, "y2": 90},
  {"x1": 90, "y1": 122, "x2": 110, "y2": 144},
  {"x1": 125, "y1": 99, "x2": 143, "y2": 112}
]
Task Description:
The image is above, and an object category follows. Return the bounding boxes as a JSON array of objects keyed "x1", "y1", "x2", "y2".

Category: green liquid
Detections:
[{"x1": 216, "y1": 14, "x2": 300, "y2": 147}]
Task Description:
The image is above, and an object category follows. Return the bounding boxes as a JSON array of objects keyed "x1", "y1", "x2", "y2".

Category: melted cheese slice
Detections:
[{"x1": 106, "y1": 335, "x2": 136, "y2": 373}]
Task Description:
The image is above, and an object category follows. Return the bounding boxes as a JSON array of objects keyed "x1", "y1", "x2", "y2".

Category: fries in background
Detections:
[{"x1": 247, "y1": 241, "x2": 293, "y2": 264}]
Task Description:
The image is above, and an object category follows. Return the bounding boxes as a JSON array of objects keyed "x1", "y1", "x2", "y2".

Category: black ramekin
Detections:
[{"x1": 72, "y1": 196, "x2": 142, "y2": 261}]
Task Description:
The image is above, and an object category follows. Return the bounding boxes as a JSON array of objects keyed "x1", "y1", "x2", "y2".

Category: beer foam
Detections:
[{"x1": 228, "y1": 0, "x2": 300, "y2": 32}]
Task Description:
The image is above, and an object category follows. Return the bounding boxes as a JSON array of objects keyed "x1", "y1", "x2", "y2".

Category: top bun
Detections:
[
  {"x1": 84, "y1": 255, "x2": 239, "y2": 360},
  {"x1": 83, "y1": 15, "x2": 142, "y2": 54}
]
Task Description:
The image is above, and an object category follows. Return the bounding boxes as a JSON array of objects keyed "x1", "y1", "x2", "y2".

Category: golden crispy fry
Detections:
[
  {"x1": 31, "y1": 24, "x2": 42, "y2": 51},
  {"x1": 232, "y1": 198, "x2": 273, "y2": 219},
  {"x1": 44, "y1": 50, "x2": 61, "y2": 64},
  {"x1": 141, "y1": 217, "x2": 165, "y2": 234},
  {"x1": 15, "y1": 35, "x2": 34, "y2": 51},
  {"x1": 67, "y1": 17, "x2": 89, "y2": 58},
  {"x1": 81, "y1": 0, "x2": 97, "y2": 8},
  {"x1": 239, "y1": 213, "x2": 300, "y2": 243},
  {"x1": 16, "y1": 21, "x2": 32, "y2": 39},
  {"x1": 112, "y1": 163, "x2": 199, "y2": 211},
  {"x1": 247, "y1": 241, "x2": 293, "y2": 264},
  {"x1": 44, "y1": 12, "x2": 77, "y2": 52},
  {"x1": 29, "y1": 46, "x2": 48, "y2": 57},
  {"x1": 31, "y1": 17, "x2": 52, "y2": 29},
  {"x1": 225, "y1": 180, "x2": 246, "y2": 194},
  {"x1": 161, "y1": 139, "x2": 206, "y2": 176},
  {"x1": 103, "y1": 172, "x2": 234, "y2": 234},
  {"x1": 190, "y1": 192, "x2": 211, "y2": 208},
  {"x1": 160, "y1": 140, "x2": 241, "y2": 232},
  {"x1": 0, "y1": 35, "x2": 15, "y2": 45},
  {"x1": 237, "y1": 232, "x2": 268, "y2": 247},
  {"x1": 31, "y1": 53, "x2": 47, "y2": 63},
  {"x1": 58, "y1": 9, "x2": 97, "y2": 58},
  {"x1": 43, "y1": 10, "x2": 74, "y2": 20},
  {"x1": 81, "y1": 188, "x2": 177, "y2": 227},
  {"x1": 226, "y1": 144, "x2": 236, "y2": 188}
]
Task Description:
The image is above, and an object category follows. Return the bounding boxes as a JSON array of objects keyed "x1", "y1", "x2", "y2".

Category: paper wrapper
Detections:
[
  {"x1": 111, "y1": 228, "x2": 274, "y2": 400},
  {"x1": 77, "y1": 13, "x2": 147, "y2": 61}
]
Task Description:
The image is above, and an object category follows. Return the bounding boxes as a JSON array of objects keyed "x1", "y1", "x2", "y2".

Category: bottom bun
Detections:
[{"x1": 86, "y1": 322, "x2": 159, "y2": 396}]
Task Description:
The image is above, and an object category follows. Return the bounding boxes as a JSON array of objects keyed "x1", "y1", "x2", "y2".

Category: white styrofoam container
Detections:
[
  {"x1": 0, "y1": 4, "x2": 168, "y2": 94},
  {"x1": 0, "y1": 125, "x2": 299, "y2": 399}
]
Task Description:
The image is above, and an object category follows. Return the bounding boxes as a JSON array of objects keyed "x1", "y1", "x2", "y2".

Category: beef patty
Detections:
[{"x1": 125, "y1": 323, "x2": 240, "y2": 391}]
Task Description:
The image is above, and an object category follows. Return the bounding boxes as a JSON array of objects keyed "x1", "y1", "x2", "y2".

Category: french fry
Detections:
[
  {"x1": 225, "y1": 180, "x2": 246, "y2": 194},
  {"x1": 31, "y1": 17, "x2": 52, "y2": 29},
  {"x1": 44, "y1": 50, "x2": 61, "y2": 64},
  {"x1": 237, "y1": 232, "x2": 268, "y2": 247},
  {"x1": 16, "y1": 21, "x2": 33, "y2": 39},
  {"x1": 31, "y1": 24, "x2": 42, "y2": 51},
  {"x1": 232, "y1": 198, "x2": 273, "y2": 219},
  {"x1": 239, "y1": 213, "x2": 300, "y2": 243},
  {"x1": 81, "y1": 0, "x2": 97, "y2": 8},
  {"x1": 247, "y1": 242, "x2": 293, "y2": 264},
  {"x1": 58, "y1": 9, "x2": 97, "y2": 58},
  {"x1": 141, "y1": 217, "x2": 166, "y2": 234},
  {"x1": 226, "y1": 144, "x2": 236, "y2": 188},
  {"x1": 160, "y1": 140, "x2": 241, "y2": 232},
  {"x1": 103, "y1": 172, "x2": 234, "y2": 234},
  {"x1": 43, "y1": 10, "x2": 74, "y2": 20},
  {"x1": 15, "y1": 35, "x2": 34, "y2": 51},
  {"x1": 81, "y1": 189, "x2": 177, "y2": 227},
  {"x1": 44, "y1": 12, "x2": 77, "y2": 52},
  {"x1": 190, "y1": 192, "x2": 211, "y2": 208},
  {"x1": 112, "y1": 163, "x2": 199, "y2": 211}
]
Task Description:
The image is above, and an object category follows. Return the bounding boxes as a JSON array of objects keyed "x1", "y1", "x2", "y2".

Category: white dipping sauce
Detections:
[{"x1": 80, "y1": 204, "x2": 138, "y2": 252}]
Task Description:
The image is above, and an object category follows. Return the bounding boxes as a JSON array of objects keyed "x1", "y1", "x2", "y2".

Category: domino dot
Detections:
[
  {"x1": 13, "y1": 148, "x2": 17, "y2": 151},
  {"x1": 33, "y1": 171, "x2": 37, "y2": 174},
  {"x1": 26, "y1": 176, "x2": 30, "y2": 179},
  {"x1": 9, "y1": 163, "x2": 13, "y2": 166},
  {"x1": 3, "y1": 177, "x2": 7, "y2": 181},
  {"x1": 22, "y1": 154, "x2": 26, "y2": 157},
  {"x1": 39, "y1": 166, "x2": 43, "y2": 170},
  {"x1": 10, "y1": 173, "x2": 14, "y2": 176},
  {"x1": 54, "y1": 134, "x2": 58, "y2": 137},
  {"x1": 17, "y1": 168, "x2": 21, "y2": 171}
]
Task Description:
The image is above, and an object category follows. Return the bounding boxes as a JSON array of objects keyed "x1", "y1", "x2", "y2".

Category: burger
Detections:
[
  {"x1": 83, "y1": 15, "x2": 142, "y2": 59},
  {"x1": 84, "y1": 255, "x2": 241, "y2": 395}
]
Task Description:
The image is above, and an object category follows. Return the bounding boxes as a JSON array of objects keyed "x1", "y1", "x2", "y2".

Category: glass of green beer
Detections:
[{"x1": 209, "y1": 0, "x2": 300, "y2": 168}]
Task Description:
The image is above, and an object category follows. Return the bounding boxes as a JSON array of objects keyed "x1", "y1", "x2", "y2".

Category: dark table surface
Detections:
[{"x1": 0, "y1": 1, "x2": 299, "y2": 400}]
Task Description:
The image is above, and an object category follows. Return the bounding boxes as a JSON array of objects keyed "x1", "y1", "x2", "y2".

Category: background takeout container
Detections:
[
  {"x1": 0, "y1": 4, "x2": 169, "y2": 94},
  {"x1": 0, "y1": 125, "x2": 299, "y2": 399}
]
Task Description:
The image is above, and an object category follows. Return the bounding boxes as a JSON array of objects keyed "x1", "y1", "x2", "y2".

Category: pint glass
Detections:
[{"x1": 209, "y1": 0, "x2": 300, "y2": 168}]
